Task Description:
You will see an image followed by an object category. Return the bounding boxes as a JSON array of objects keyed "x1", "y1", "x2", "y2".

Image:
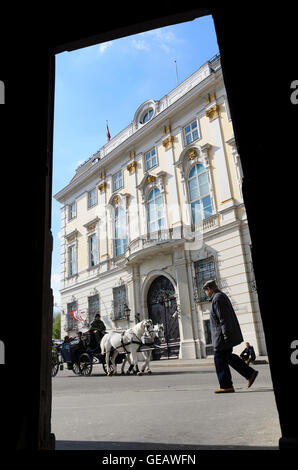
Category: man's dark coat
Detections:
[{"x1": 209, "y1": 290, "x2": 243, "y2": 351}]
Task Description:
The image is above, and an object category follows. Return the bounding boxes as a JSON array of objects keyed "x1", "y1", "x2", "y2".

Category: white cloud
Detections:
[
  {"x1": 131, "y1": 39, "x2": 150, "y2": 51},
  {"x1": 131, "y1": 27, "x2": 182, "y2": 55},
  {"x1": 98, "y1": 41, "x2": 113, "y2": 54}
]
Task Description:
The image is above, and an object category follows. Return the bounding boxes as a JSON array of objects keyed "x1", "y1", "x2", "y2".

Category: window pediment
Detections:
[
  {"x1": 137, "y1": 170, "x2": 167, "y2": 202},
  {"x1": 175, "y1": 143, "x2": 211, "y2": 180},
  {"x1": 107, "y1": 192, "x2": 130, "y2": 209}
]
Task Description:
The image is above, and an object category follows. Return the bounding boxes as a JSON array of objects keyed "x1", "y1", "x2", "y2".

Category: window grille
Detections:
[
  {"x1": 194, "y1": 257, "x2": 216, "y2": 302},
  {"x1": 66, "y1": 301, "x2": 78, "y2": 332},
  {"x1": 88, "y1": 295, "x2": 99, "y2": 324},
  {"x1": 112, "y1": 286, "x2": 127, "y2": 320}
]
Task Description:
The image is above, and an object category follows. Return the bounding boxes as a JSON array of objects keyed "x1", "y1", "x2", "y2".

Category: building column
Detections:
[
  {"x1": 162, "y1": 124, "x2": 182, "y2": 239},
  {"x1": 205, "y1": 97, "x2": 233, "y2": 208},
  {"x1": 129, "y1": 264, "x2": 141, "y2": 322},
  {"x1": 127, "y1": 158, "x2": 140, "y2": 242},
  {"x1": 98, "y1": 180, "x2": 108, "y2": 271},
  {"x1": 173, "y1": 247, "x2": 196, "y2": 359}
]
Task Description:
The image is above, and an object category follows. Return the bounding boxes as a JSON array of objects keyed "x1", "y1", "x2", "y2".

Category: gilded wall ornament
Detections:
[
  {"x1": 126, "y1": 161, "x2": 137, "y2": 173},
  {"x1": 162, "y1": 135, "x2": 174, "y2": 150},
  {"x1": 146, "y1": 175, "x2": 156, "y2": 185},
  {"x1": 205, "y1": 104, "x2": 220, "y2": 121},
  {"x1": 188, "y1": 148, "x2": 198, "y2": 160},
  {"x1": 98, "y1": 182, "x2": 107, "y2": 192}
]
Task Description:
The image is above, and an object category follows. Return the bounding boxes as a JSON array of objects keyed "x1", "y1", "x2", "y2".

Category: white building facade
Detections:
[{"x1": 54, "y1": 54, "x2": 267, "y2": 359}]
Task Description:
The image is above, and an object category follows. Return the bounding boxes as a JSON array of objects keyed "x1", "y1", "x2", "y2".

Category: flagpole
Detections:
[
  {"x1": 106, "y1": 120, "x2": 111, "y2": 142},
  {"x1": 174, "y1": 59, "x2": 179, "y2": 85}
]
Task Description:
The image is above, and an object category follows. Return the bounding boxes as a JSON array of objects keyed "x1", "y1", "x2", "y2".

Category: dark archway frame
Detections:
[{"x1": 1, "y1": 5, "x2": 297, "y2": 451}]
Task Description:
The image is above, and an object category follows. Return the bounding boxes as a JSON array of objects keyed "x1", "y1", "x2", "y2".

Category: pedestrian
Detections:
[
  {"x1": 203, "y1": 280, "x2": 259, "y2": 393},
  {"x1": 240, "y1": 342, "x2": 256, "y2": 365}
]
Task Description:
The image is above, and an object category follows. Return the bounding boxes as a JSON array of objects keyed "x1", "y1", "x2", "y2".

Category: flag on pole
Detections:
[
  {"x1": 70, "y1": 309, "x2": 85, "y2": 322},
  {"x1": 106, "y1": 120, "x2": 111, "y2": 142}
]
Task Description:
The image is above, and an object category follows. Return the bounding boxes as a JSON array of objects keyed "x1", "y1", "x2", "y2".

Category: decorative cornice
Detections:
[
  {"x1": 83, "y1": 217, "x2": 100, "y2": 231},
  {"x1": 64, "y1": 229, "x2": 78, "y2": 242},
  {"x1": 128, "y1": 151, "x2": 136, "y2": 160},
  {"x1": 162, "y1": 125, "x2": 171, "y2": 135},
  {"x1": 205, "y1": 104, "x2": 220, "y2": 121}
]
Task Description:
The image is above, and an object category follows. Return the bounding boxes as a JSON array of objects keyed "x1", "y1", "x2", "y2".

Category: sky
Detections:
[{"x1": 51, "y1": 14, "x2": 219, "y2": 313}]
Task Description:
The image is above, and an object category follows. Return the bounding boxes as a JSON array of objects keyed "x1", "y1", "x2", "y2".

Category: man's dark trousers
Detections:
[{"x1": 214, "y1": 348, "x2": 255, "y2": 388}]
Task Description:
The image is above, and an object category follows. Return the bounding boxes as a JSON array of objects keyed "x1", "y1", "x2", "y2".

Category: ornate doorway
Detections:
[{"x1": 147, "y1": 276, "x2": 180, "y2": 359}]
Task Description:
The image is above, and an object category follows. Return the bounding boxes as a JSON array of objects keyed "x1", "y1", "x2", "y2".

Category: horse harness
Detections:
[{"x1": 119, "y1": 330, "x2": 154, "y2": 354}]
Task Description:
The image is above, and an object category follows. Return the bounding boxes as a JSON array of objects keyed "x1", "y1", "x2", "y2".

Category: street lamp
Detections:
[{"x1": 123, "y1": 303, "x2": 131, "y2": 322}]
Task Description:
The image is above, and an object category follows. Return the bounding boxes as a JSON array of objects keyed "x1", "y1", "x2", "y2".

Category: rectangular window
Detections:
[
  {"x1": 113, "y1": 170, "x2": 123, "y2": 192},
  {"x1": 88, "y1": 188, "x2": 97, "y2": 208},
  {"x1": 112, "y1": 286, "x2": 127, "y2": 320},
  {"x1": 184, "y1": 119, "x2": 199, "y2": 146},
  {"x1": 68, "y1": 244, "x2": 77, "y2": 276},
  {"x1": 67, "y1": 301, "x2": 77, "y2": 332},
  {"x1": 194, "y1": 257, "x2": 216, "y2": 302},
  {"x1": 145, "y1": 148, "x2": 157, "y2": 171},
  {"x1": 89, "y1": 233, "x2": 98, "y2": 267},
  {"x1": 88, "y1": 294, "x2": 99, "y2": 324},
  {"x1": 69, "y1": 202, "x2": 76, "y2": 220}
]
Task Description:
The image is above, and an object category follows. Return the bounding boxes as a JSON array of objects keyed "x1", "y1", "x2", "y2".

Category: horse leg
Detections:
[
  {"x1": 123, "y1": 355, "x2": 134, "y2": 375},
  {"x1": 141, "y1": 352, "x2": 147, "y2": 373},
  {"x1": 131, "y1": 349, "x2": 142, "y2": 376},
  {"x1": 110, "y1": 350, "x2": 119, "y2": 375},
  {"x1": 105, "y1": 348, "x2": 112, "y2": 376},
  {"x1": 146, "y1": 350, "x2": 153, "y2": 374},
  {"x1": 121, "y1": 355, "x2": 127, "y2": 375}
]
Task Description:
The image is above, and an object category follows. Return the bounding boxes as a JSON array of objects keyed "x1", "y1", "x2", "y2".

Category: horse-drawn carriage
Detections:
[
  {"x1": 52, "y1": 320, "x2": 165, "y2": 377},
  {"x1": 51, "y1": 331, "x2": 121, "y2": 377}
]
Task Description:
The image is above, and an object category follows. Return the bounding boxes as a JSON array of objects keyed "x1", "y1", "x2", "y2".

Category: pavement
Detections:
[
  {"x1": 140, "y1": 356, "x2": 269, "y2": 367},
  {"x1": 52, "y1": 356, "x2": 281, "y2": 451}
]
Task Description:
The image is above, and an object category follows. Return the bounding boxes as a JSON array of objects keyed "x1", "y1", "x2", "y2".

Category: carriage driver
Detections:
[{"x1": 89, "y1": 313, "x2": 106, "y2": 344}]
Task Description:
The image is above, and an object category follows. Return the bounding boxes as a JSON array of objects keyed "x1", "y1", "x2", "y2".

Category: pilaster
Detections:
[{"x1": 206, "y1": 95, "x2": 233, "y2": 205}]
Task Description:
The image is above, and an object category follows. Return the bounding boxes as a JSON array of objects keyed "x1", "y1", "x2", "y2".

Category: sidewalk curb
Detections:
[{"x1": 150, "y1": 357, "x2": 269, "y2": 368}]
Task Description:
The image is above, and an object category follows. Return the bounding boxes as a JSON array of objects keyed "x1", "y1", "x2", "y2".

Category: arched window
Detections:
[
  {"x1": 147, "y1": 187, "x2": 165, "y2": 234},
  {"x1": 141, "y1": 108, "x2": 153, "y2": 124},
  {"x1": 188, "y1": 163, "x2": 212, "y2": 223},
  {"x1": 115, "y1": 207, "x2": 127, "y2": 256}
]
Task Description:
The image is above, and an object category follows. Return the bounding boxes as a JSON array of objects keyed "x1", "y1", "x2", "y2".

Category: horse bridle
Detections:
[{"x1": 120, "y1": 320, "x2": 154, "y2": 353}]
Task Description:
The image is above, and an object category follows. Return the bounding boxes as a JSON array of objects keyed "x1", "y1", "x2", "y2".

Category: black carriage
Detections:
[
  {"x1": 78, "y1": 330, "x2": 125, "y2": 376},
  {"x1": 51, "y1": 338, "x2": 83, "y2": 377},
  {"x1": 51, "y1": 330, "x2": 125, "y2": 377}
]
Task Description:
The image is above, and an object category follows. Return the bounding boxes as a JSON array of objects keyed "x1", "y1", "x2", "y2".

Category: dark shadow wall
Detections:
[{"x1": 0, "y1": 4, "x2": 297, "y2": 451}]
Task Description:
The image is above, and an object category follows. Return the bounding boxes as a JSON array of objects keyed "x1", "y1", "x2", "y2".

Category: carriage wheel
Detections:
[
  {"x1": 79, "y1": 353, "x2": 93, "y2": 376},
  {"x1": 51, "y1": 352, "x2": 59, "y2": 377},
  {"x1": 72, "y1": 362, "x2": 81, "y2": 375}
]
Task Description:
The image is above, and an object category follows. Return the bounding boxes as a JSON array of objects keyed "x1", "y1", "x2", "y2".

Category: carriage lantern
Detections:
[{"x1": 123, "y1": 303, "x2": 131, "y2": 320}]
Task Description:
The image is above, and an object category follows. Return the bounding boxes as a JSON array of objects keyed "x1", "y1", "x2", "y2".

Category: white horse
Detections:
[
  {"x1": 100, "y1": 319, "x2": 154, "y2": 376},
  {"x1": 121, "y1": 323, "x2": 165, "y2": 375}
]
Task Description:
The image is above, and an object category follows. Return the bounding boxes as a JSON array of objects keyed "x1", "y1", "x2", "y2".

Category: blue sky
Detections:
[{"x1": 51, "y1": 14, "x2": 219, "y2": 310}]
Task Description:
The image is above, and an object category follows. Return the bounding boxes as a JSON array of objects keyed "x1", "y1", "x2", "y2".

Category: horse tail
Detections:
[{"x1": 100, "y1": 336, "x2": 106, "y2": 355}]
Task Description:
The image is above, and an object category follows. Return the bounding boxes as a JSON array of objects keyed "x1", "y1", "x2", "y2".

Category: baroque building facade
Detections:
[{"x1": 54, "y1": 54, "x2": 267, "y2": 359}]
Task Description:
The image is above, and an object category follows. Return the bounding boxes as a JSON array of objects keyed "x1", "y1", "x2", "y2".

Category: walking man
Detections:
[{"x1": 203, "y1": 280, "x2": 259, "y2": 393}]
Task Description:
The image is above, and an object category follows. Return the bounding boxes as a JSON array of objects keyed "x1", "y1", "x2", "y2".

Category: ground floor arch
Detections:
[{"x1": 147, "y1": 275, "x2": 180, "y2": 359}]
